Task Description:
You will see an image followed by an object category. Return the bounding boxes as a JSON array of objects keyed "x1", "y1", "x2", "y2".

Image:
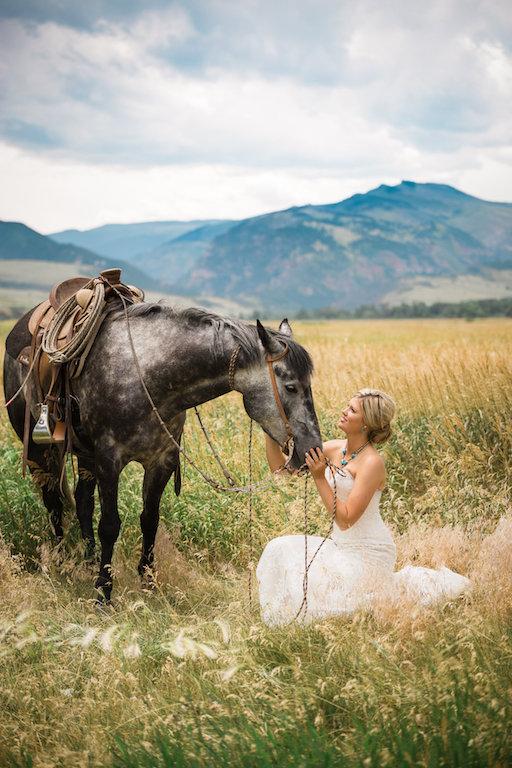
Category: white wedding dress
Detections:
[{"x1": 256, "y1": 467, "x2": 471, "y2": 626}]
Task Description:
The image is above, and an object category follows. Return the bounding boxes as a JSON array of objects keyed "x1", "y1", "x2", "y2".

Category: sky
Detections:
[{"x1": 0, "y1": 0, "x2": 511, "y2": 233}]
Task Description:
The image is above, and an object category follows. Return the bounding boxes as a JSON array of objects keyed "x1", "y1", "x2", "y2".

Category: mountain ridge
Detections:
[
  {"x1": 173, "y1": 181, "x2": 512, "y2": 311},
  {"x1": 0, "y1": 220, "x2": 163, "y2": 291},
  {"x1": 50, "y1": 219, "x2": 230, "y2": 264},
  {"x1": 8, "y1": 181, "x2": 512, "y2": 313}
]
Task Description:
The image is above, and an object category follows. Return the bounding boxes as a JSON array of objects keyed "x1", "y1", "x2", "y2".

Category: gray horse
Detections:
[{"x1": 3, "y1": 303, "x2": 322, "y2": 600}]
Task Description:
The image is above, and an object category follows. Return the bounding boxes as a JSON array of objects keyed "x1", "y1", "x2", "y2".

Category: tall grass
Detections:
[{"x1": 0, "y1": 318, "x2": 511, "y2": 767}]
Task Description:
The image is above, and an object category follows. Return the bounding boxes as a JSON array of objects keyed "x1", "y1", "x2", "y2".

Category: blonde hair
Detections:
[{"x1": 355, "y1": 388, "x2": 396, "y2": 445}]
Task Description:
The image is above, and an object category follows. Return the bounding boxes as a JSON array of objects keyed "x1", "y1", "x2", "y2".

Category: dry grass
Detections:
[{"x1": 0, "y1": 318, "x2": 511, "y2": 767}]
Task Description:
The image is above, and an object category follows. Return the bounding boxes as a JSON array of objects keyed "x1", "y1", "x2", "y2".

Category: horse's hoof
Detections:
[
  {"x1": 94, "y1": 581, "x2": 112, "y2": 604},
  {"x1": 84, "y1": 542, "x2": 97, "y2": 563},
  {"x1": 95, "y1": 598, "x2": 113, "y2": 614},
  {"x1": 138, "y1": 563, "x2": 158, "y2": 590}
]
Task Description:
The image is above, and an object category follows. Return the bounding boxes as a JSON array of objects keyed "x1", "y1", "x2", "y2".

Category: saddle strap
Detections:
[{"x1": 22, "y1": 318, "x2": 43, "y2": 477}]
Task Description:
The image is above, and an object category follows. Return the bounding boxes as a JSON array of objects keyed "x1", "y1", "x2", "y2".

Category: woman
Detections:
[{"x1": 256, "y1": 388, "x2": 470, "y2": 626}]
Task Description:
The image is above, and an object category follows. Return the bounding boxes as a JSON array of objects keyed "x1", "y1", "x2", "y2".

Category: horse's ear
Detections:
[
  {"x1": 279, "y1": 318, "x2": 293, "y2": 337},
  {"x1": 256, "y1": 319, "x2": 270, "y2": 347},
  {"x1": 256, "y1": 319, "x2": 283, "y2": 356}
]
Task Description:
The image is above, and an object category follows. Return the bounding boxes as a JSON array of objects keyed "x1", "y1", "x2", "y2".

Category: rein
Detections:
[
  {"x1": 292, "y1": 459, "x2": 343, "y2": 622},
  {"x1": 265, "y1": 343, "x2": 293, "y2": 440},
  {"x1": 116, "y1": 286, "x2": 292, "y2": 494},
  {"x1": 114, "y1": 290, "x2": 314, "y2": 613}
]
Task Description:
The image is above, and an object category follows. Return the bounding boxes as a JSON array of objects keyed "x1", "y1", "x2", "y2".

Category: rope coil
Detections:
[{"x1": 42, "y1": 280, "x2": 106, "y2": 367}]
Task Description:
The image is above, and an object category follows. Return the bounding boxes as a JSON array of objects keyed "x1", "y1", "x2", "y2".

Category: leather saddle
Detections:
[
  {"x1": 20, "y1": 277, "x2": 93, "y2": 365},
  {"x1": 17, "y1": 268, "x2": 144, "y2": 469}
]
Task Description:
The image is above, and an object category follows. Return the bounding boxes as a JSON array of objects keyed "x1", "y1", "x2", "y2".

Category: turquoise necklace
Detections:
[{"x1": 341, "y1": 440, "x2": 370, "y2": 466}]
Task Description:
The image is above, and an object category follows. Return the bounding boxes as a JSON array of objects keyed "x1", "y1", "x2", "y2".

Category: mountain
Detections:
[
  {"x1": 172, "y1": 181, "x2": 512, "y2": 312},
  {"x1": 50, "y1": 219, "x2": 230, "y2": 264},
  {"x1": 140, "y1": 221, "x2": 237, "y2": 282},
  {"x1": 21, "y1": 182, "x2": 512, "y2": 314},
  {"x1": 0, "y1": 221, "x2": 247, "y2": 319},
  {"x1": 0, "y1": 221, "x2": 162, "y2": 290}
]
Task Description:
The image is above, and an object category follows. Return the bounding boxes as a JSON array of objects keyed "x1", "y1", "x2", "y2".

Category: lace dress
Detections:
[{"x1": 256, "y1": 468, "x2": 470, "y2": 626}]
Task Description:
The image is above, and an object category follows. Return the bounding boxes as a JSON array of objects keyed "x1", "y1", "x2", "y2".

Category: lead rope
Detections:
[
  {"x1": 292, "y1": 460, "x2": 340, "y2": 623},
  {"x1": 112, "y1": 284, "x2": 316, "y2": 617},
  {"x1": 113, "y1": 285, "x2": 276, "y2": 494},
  {"x1": 302, "y1": 474, "x2": 309, "y2": 616},
  {"x1": 3, "y1": 341, "x2": 43, "y2": 408},
  {"x1": 193, "y1": 406, "x2": 236, "y2": 486},
  {"x1": 181, "y1": 429, "x2": 186, "y2": 481},
  {"x1": 248, "y1": 418, "x2": 254, "y2": 609}
]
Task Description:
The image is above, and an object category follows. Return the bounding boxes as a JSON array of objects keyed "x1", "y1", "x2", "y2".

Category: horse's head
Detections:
[{"x1": 237, "y1": 319, "x2": 322, "y2": 470}]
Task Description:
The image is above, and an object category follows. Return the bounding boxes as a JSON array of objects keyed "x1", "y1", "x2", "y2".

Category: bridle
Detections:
[
  {"x1": 265, "y1": 343, "x2": 293, "y2": 440},
  {"x1": 229, "y1": 341, "x2": 295, "y2": 457}
]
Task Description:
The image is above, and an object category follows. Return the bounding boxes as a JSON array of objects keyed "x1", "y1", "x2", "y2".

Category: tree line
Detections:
[{"x1": 293, "y1": 297, "x2": 512, "y2": 320}]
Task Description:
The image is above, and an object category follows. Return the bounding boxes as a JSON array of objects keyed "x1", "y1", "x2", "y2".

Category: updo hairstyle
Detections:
[{"x1": 355, "y1": 388, "x2": 395, "y2": 445}]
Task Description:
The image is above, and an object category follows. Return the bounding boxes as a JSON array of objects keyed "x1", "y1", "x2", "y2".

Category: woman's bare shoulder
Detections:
[
  {"x1": 359, "y1": 448, "x2": 385, "y2": 472},
  {"x1": 322, "y1": 438, "x2": 346, "y2": 459},
  {"x1": 356, "y1": 448, "x2": 386, "y2": 487}
]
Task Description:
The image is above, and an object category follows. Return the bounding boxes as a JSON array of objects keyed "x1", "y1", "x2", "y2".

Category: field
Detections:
[
  {"x1": 379, "y1": 268, "x2": 512, "y2": 306},
  {"x1": 0, "y1": 317, "x2": 511, "y2": 767}
]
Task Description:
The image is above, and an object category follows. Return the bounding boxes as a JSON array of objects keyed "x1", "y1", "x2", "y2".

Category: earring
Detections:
[{"x1": 361, "y1": 426, "x2": 367, "y2": 432}]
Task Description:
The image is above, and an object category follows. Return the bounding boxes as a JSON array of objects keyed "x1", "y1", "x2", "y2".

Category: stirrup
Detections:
[{"x1": 32, "y1": 404, "x2": 66, "y2": 444}]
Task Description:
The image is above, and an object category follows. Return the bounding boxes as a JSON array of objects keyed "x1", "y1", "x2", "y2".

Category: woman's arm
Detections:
[
  {"x1": 265, "y1": 433, "x2": 287, "y2": 473},
  {"x1": 305, "y1": 448, "x2": 384, "y2": 529}
]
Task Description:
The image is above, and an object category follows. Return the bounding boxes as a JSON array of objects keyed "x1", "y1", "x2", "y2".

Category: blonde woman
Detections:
[{"x1": 257, "y1": 388, "x2": 470, "y2": 626}]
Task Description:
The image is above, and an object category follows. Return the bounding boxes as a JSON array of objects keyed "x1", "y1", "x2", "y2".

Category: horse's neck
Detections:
[
  {"x1": 166, "y1": 323, "x2": 239, "y2": 410},
  {"x1": 104, "y1": 312, "x2": 247, "y2": 413}
]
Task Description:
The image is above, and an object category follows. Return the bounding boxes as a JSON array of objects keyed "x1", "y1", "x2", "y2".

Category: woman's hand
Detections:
[{"x1": 305, "y1": 447, "x2": 327, "y2": 479}]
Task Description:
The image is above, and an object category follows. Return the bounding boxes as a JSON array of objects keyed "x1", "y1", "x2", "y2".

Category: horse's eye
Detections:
[{"x1": 285, "y1": 384, "x2": 297, "y2": 393}]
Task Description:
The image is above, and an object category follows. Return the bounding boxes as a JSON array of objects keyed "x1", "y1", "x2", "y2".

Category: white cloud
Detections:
[
  {"x1": 1, "y1": 140, "x2": 511, "y2": 234},
  {"x1": 0, "y1": 1, "x2": 511, "y2": 230}
]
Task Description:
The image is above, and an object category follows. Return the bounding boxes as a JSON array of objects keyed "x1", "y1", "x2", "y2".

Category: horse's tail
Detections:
[{"x1": 174, "y1": 457, "x2": 182, "y2": 496}]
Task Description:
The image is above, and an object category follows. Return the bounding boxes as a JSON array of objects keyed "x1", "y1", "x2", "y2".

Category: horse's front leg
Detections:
[
  {"x1": 137, "y1": 456, "x2": 177, "y2": 583},
  {"x1": 94, "y1": 458, "x2": 121, "y2": 602}
]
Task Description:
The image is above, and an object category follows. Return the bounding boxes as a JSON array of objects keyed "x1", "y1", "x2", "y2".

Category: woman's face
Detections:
[{"x1": 337, "y1": 396, "x2": 365, "y2": 435}]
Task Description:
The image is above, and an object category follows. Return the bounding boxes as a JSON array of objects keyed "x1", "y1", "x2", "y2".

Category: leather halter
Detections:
[
  {"x1": 229, "y1": 341, "x2": 293, "y2": 440},
  {"x1": 265, "y1": 342, "x2": 293, "y2": 440}
]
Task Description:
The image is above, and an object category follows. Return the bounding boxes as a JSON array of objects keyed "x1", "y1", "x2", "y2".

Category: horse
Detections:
[{"x1": 3, "y1": 303, "x2": 322, "y2": 600}]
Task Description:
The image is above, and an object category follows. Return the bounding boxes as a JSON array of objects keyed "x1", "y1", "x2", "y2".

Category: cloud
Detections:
[
  {"x1": 0, "y1": 0, "x2": 172, "y2": 30},
  {"x1": 0, "y1": 1, "x2": 511, "y2": 228},
  {"x1": 1, "y1": 138, "x2": 510, "y2": 234},
  {"x1": 0, "y1": 15, "x2": 399, "y2": 167},
  {"x1": 1, "y1": 4, "x2": 510, "y2": 163}
]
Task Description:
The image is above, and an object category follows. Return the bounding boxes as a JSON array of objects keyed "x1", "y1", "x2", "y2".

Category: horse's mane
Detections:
[{"x1": 119, "y1": 302, "x2": 313, "y2": 377}]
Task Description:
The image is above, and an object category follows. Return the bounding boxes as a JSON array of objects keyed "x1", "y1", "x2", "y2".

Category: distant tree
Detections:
[{"x1": 292, "y1": 297, "x2": 512, "y2": 320}]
